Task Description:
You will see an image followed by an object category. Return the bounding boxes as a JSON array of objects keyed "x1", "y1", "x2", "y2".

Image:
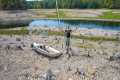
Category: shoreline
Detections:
[
  {"x1": 0, "y1": 18, "x2": 120, "y2": 30},
  {"x1": 0, "y1": 26, "x2": 120, "y2": 41},
  {"x1": 0, "y1": 18, "x2": 120, "y2": 26},
  {"x1": 28, "y1": 26, "x2": 120, "y2": 37},
  {"x1": 0, "y1": 9, "x2": 120, "y2": 27}
]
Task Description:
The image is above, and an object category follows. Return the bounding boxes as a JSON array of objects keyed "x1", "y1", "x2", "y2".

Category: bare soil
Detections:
[{"x1": 0, "y1": 35, "x2": 120, "y2": 80}]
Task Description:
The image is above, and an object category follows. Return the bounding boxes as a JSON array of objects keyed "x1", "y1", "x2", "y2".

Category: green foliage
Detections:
[
  {"x1": 0, "y1": 0, "x2": 27, "y2": 10},
  {"x1": 27, "y1": 1, "x2": 42, "y2": 9},
  {"x1": 98, "y1": 11, "x2": 120, "y2": 19},
  {"x1": 0, "y1": 29, "x2": 29, "y2": 35},
  {"x1": 73, "y1": 35, "x2": 119, "y2": 41},
  {"x1": 112, "y1": 0, "x2": 120, "y2": 9},
  {"x1": 103, "y1": 0, "x2": 113, "y2": 8},
  {"x1": 47, "y1": 10, "x2": 66, "y2": 18},
  {"x1": 0, "y1": 23, "x2": 28, "y2": 29},
  {"x1": 38, "y1": 0, "x2": 120, "y2": 9},
  {"x1": 0, "y1": 0, "x2": 120, "y2": 9},
  {"x1": 48, "y1": 31, "x2": 64, "y2": 36}
]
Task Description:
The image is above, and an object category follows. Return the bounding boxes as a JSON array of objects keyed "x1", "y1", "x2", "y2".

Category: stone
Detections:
[
  {"x1": 16, "y1": 38, "x2": 21, "y2": 41},
  {"x1": 42, "y1": 69, "x2": 56, "y2": 80},
  {"x1": 109, "y1": 53, "x2": 120, "y2": 61},
  {"x1": 16, "y1": 45, "x2": 24, "y2": 50}
]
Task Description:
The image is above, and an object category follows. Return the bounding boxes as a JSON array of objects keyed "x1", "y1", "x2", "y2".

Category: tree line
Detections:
[
  {"x1": 0, "y1": 0, "x2": 27, "y2": 10},
  {"x1": 0, "y1": 0, "x2": 120, "y2": 10},
  {"x1": 41, "y1": 0, "x2": 120, "y2": 9}
]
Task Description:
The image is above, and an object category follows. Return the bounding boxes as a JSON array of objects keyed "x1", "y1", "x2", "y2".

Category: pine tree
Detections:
[
  {"x1": 0, "y1": 0, "x2": 27, "y2": 10},
  {"x1": 104, "y1": 0, "x2": 113, "y2": 8},
  {"x1": 113, "y1": 0, "x2": 120, "y2": 9}
]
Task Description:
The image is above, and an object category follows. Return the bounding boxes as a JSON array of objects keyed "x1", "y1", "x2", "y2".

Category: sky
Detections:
[{"x1": 26, "y1": 0, "x2": 42, "y2": 1}]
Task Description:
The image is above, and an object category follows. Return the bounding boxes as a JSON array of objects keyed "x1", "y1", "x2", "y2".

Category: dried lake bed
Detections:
[
  {"x1": 0, "y1": 14, "x2": 120, "y2": 80},
  {"x1": 0, "y1": 34, "x2": 120, "y2": 80}
]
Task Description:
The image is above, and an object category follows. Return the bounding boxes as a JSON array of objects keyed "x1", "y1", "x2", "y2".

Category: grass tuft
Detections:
[
  {"x1": 48, "y1": 31, "x2": 119, "y2": 41},
  {"x1": 0, "y1": 29, "x2": 29, "y2": 35},
  {"x1": 98, "y1": 11, "x2": 120, "y2": 19}
]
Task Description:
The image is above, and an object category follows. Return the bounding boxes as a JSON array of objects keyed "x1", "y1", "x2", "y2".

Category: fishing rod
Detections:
[
  {"x1": 55, "y1": 0, "x2": 61, "y2": 25},
  {"x1": 55, "y1": 0, "x2": 73, "y2": 58}
]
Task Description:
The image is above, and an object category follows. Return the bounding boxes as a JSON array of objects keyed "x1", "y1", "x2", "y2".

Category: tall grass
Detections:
[
  {"x1": 98, "y1": 11, "x2": 120, "y2": 19},
  {"x1": 48, "y1": 30, "x2": 119, "y2": 41},
  {"x1": 0, "y1": 29, "x2": 119, "y2": 41},
  {"x1": 0, "y1": 28, "x2": 29, "y2": 35}
]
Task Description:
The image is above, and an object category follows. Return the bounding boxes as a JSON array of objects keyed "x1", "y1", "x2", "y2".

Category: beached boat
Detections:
[{"x1": 31, "y1": 43, "x2": 62, "y2": 58}]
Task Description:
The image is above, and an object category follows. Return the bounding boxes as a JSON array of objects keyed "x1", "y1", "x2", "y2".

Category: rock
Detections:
[
  {"x1": 16, "y1": 38, "x2": 21, "y2": 41},
  {"x1": 0, "y1": 45, "x2": 2, "y2": 48},
  {"x1": 21, "y1": 42, "x2": 26, "y2": 47},
  {"x1": 15, "y1": 45, "x2": 24, "y2": 50},
  {"x1": 3, "y1": 38, "x2": 7, "y2": 41},
  {"x1": 75, "y1": 68, "x2": 86, "y2": 76},
  {"x1": 42, "y1": 69, "x2": 56, "y2": 80},
  {"x1": 5, "y1": 45, "x2": 11, "y2": 50},
  {"x1": 109, "y1": 53, "x2": 120, "y2": 61},
  {"x1": 0, "y1": 65, "x2": 4, "y2": 72}
]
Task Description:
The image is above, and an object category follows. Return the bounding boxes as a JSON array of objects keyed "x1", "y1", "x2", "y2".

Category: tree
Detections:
[
  {"x1": 0, "y1": 0, "x2": 27, "y2": 10},
  {"x1": 104, "y1": 0, "x2": 113, "y2": 8},
  {"x1": 112, "y1": 0, "x2": 120, "y2": 9},
  {"x1": 28, "y1": 0, "x2": 120, "y2": 9}
]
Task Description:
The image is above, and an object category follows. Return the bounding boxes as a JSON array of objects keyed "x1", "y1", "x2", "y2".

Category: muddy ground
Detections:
[{"x1": 0, "y1": 35, "x2": 120, "y2": 80}]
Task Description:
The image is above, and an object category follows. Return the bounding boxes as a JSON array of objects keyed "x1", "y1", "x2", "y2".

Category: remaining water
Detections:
[{"x1": 29, "y1": 19, "x2": 120, "y2": 31}]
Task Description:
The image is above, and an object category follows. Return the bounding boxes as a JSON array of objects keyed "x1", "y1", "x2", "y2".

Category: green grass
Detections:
[
  {"x1": 45, "y1": 9, "x2": 120, "y2": 19},
  {"x1": 48, "y1": 31, "x2": 119, "y2": 41},
  {"x1": 48, "y1": 30, "x2": 64, "y2": 36},
  {"x1": 47, "y1": 10, "x2": 66, "y2": 18},
  {"x1": 77, "y1": 44, "x2": 94, "y2": 49},
  {"x1": 98, "y1": 11, "x2": 120, "y2": 19},
  {"x1": 0, "y1": 28, "x2": 29, "y2": 35},
  {"x1": 0, "y1": 23, "x2": 28, "y2": 29},
  {"x1": 0, "y1": 29, "x2": 119, "y2": 42},
  {"x1": 72, "y1": 35, "x2": 119, "y2": 41}
]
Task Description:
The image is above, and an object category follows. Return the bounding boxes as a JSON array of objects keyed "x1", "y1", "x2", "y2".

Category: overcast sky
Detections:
[{"x1": 26, "y1": 0, "x2": 42, "y2": 1}]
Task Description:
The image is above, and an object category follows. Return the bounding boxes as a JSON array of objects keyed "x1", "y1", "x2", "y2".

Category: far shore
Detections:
[
  {"x1": 0, "y1": 18, "x2": 120, "y2": 29},
  {"x1": 0, "y1": 9, "x2": 120, "y2": 27},
  {"x1": 1, "y1": 18, "x2": 120, "y2": 26}
]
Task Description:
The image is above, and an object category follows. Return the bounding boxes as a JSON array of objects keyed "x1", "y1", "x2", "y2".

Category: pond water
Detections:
[{"x1": 29, "y1": 19, "x2": 120, "y2": 31}]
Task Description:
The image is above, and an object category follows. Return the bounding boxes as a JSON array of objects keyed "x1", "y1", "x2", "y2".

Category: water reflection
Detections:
[{"x1": 29, "y1": 19, "x2": 120, "y2": 31}]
